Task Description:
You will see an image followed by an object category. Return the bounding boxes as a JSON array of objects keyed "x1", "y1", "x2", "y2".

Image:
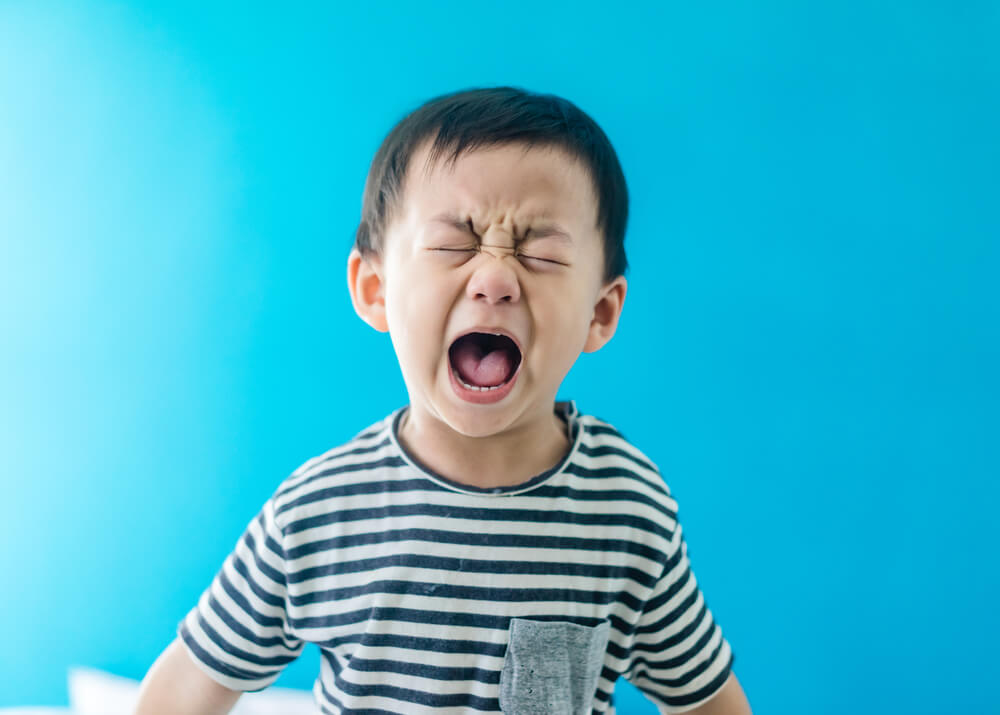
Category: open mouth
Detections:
[{"x1": 448, "y1": 332, "x2": 523, "y2": 392}]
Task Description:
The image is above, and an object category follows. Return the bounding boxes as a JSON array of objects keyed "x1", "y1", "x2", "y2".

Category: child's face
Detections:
[{"x1": 349, "y1": 139, "x2": 626, "y2": 439}]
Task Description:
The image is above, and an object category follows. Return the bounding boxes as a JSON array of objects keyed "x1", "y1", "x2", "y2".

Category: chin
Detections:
[
  {"x1": 436, "y1": 400, "x2": 521, "y2": 439},
  {"x1": 409, "y1": 358, "x2": 543, "y2": 438}
]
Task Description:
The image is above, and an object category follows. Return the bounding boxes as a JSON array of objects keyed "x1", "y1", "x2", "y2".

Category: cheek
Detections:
[
  {"x1": 384, "y1": 273, "x2": 452, "y2": 360},
  {"x1": 533, "y1": 288, "x2": 592, "y2": 358}
]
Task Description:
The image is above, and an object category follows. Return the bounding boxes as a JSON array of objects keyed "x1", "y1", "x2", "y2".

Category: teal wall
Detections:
[{"x1": 2, "y1": 1, "x2": 997, "y2": 712}]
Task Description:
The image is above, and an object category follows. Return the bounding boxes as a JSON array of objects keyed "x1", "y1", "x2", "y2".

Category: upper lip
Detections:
[{"x1": 448, "y1": 326, "x2": 524, "y2": 356}]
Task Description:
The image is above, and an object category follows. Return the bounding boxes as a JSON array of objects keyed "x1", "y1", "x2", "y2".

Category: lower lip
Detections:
[{"x1": 448, "y1": 362, "x2": 520, "y2": 404}]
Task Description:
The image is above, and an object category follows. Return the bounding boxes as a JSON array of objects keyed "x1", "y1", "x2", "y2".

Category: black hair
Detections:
[{"x1": 354, "y1": 86, "x2": 629, "y2": 282}]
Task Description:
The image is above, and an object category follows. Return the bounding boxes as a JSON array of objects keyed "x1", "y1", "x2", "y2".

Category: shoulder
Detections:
[
  {"x1": 575, "y1": 414, "x2": 662, "y2": 483},
  {"x1": 568, "y1": 408, "x2": 683, "y2": 550},
  {"x1": 573, "y1": 412, "x2": 666, "y2": 488},
  {"x1": 269, "y1": 409, "x2": 405, "y2": 528},
  {"x1": 572, "y1": 408, "x2": 677, "y2": 505}
]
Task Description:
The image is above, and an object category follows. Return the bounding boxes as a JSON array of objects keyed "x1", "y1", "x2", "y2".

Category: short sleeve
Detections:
[
  {"x1": 625, "y1": 521, "x2": 735, "y2": 713},
  {"x1": 177, "y1": 493, "x2": 305, "y2": 692}
]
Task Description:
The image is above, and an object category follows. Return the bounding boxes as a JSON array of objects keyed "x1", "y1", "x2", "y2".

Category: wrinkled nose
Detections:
[{"x1": 466, "y1": 248, "x2": 521, "y2": 304}]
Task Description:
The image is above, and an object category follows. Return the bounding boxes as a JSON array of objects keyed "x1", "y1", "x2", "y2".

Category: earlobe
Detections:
[
  {"x1": 583, "y1": 276, "x2": 627, "y2": 353},
  {"x1": 347, "y1": 248, "x2": 389, "y2": 333}
]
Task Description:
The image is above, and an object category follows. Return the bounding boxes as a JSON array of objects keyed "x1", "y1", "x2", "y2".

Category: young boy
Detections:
[{"x1": 135, "y1": 87, "x2": 751, "y2": 715}]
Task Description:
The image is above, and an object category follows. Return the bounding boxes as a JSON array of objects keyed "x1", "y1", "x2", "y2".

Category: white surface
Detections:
[
  {"x1": 0, "y1": 665, "x2": 317, "y2": 714},
  {"x1": 67, "y1": 665, "x2": 317, "y2": 715}
]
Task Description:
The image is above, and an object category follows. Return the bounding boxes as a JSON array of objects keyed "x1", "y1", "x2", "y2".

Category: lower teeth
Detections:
[{"x1": 453, "y1": 368, "x2": 506, "y2": 392}]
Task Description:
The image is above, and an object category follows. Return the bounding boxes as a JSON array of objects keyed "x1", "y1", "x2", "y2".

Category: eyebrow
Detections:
[
  {"x1": 429, "y1": 213, "x2": 574, "y2": 243},
  {"x1": 430, "y1": 213, "x2": 473, "y2": 233}
]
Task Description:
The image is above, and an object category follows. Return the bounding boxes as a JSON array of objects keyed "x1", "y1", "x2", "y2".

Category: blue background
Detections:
[{"x1": 2, "y1": 1, "x2": 997, "y2": 712}]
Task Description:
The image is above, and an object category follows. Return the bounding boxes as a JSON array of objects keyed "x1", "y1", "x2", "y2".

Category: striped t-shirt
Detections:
[{"x1": 178, "y1": 401, "x2": 735, "y2": 714}]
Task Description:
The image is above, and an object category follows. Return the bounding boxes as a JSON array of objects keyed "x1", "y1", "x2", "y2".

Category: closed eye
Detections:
[
  {"x1": 430, "y1": 247, "x2": 568, "y2": 267},
  {"x1": 516, "y1": 253, "x2": 568, "y2": 266}
]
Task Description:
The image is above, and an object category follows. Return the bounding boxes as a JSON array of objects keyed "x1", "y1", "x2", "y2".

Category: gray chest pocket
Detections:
[{"x1": 498, "y1": 617, "x2": 611, "y2": 715}]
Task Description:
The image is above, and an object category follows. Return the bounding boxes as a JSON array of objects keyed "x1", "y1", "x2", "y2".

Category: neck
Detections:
[{"x1": 397, "y1": 404, "x2": 572, "y2": 490}]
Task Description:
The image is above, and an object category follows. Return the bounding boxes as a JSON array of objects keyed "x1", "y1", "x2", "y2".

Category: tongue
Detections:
[{"x1": 453, "y1": 340, "x2": 513, "y2": 387}]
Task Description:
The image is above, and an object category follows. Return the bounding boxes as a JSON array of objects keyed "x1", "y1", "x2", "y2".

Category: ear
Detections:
[
  {"x1": 583, "y1": 275, "x2": 627, "y2": 353},
  {"x1": 347, "y1": 248, "x2": 389, "y2": 333}
]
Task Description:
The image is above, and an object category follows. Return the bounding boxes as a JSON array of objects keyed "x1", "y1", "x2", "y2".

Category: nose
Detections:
[{"x1": 466, "y1": 245, "x2": 521, "y2": 304}]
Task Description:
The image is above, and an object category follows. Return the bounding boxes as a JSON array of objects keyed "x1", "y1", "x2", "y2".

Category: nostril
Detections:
[{"x1": 468, "y1": 267, "x2": 521, "y2": 303}]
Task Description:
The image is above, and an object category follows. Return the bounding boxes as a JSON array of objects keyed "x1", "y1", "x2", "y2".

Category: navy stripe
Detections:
[
  {"x1": 583, "y1": 423, "x2": 628, "y2": 440},
  {"x1": 292, "y1": 606, "x2": 612, "y2": 632},
  {"x1": 633, "y1": 576, "x2": 702, "y2": 646},
  {"x1": 321, "y1": 647, "x2": 343, "y2": 678},
  {"x1": 288, "y1": 430, "x2": 389, "y2": 477},
  {"x1": 346, "y1": 656, "x2": 500, "y2": 684},
  {"x1": 229, "y1": 530, "x2": 285, "y2": 605},
  {"x1": 276, "y1": 456, "x2": 409, "y2": 515},
  {"x1": 341, "y1": 631, "x2": 506, "y2": 657},
  {"x1": 285, "y1": 502, "x2": 676, "y2": 544},
  {"x1": 320, "y1": 436, "x2": 393, "y2": 460},
  {"x1": 328, "y1": 675, "x2": 499, "y2": 711},
  {"x1": 640, "y1": 633, "x2": 728, "y2": 691},
  {"x1": 636, "y1": 618, "x2": 718, "y2": 672},
  {"x1": 671, "y1": 649, "x2": 733, "y2": 705},
  {"x1": 563, "y1": 463, "x2": 672, "y2": 501},
  {"x1": 289, "y1": 552, "x2": 658, "y2": 587},
  {"x1": 305, "y1": 611, "x2": 633, "y2": 660},
  {"x1": 535, "y1": 480, "x2": 674, "y2": 518},
  {"x1": 209, "y1": 583, "x2": 302, "y2": 654},
  {"x1": 317, "y1": 626, "x2": 626, "y2": 663},
  {"x1": 179, "y1": 620, "x2": 276, "y2": 682},
  {"x1": 631, "y1": 599, "x2": 709, "y2": 659},
  {"x1": 353, "y1": 422, "x2": 389, "y2": 440},
  {"x1": 577, "y1": 442, "x2": 659, "y2": 474},
  {"x1": 281, "y1": 474, "x2": 676, "y2": 528},
  {"x1": 197, "y1": 601, "x2": 299, "y2": 668},
  {"x1": 289, "y1": 578, "x2": 645, "y2": 613},
  {"x1": 215, "y1": 566, "x2": 286, "y2": 631},
  {"x1": 286, "y1": 526, "x2": 666, "y2": 563},
  {"x1": 318, "y1": 677, "x2": 457, "y2": 715}
]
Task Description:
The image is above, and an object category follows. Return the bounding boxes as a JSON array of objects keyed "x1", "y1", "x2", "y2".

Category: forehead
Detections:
[{"x1": 398, "y1": 139, "x2": 598, "y2": 231}]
